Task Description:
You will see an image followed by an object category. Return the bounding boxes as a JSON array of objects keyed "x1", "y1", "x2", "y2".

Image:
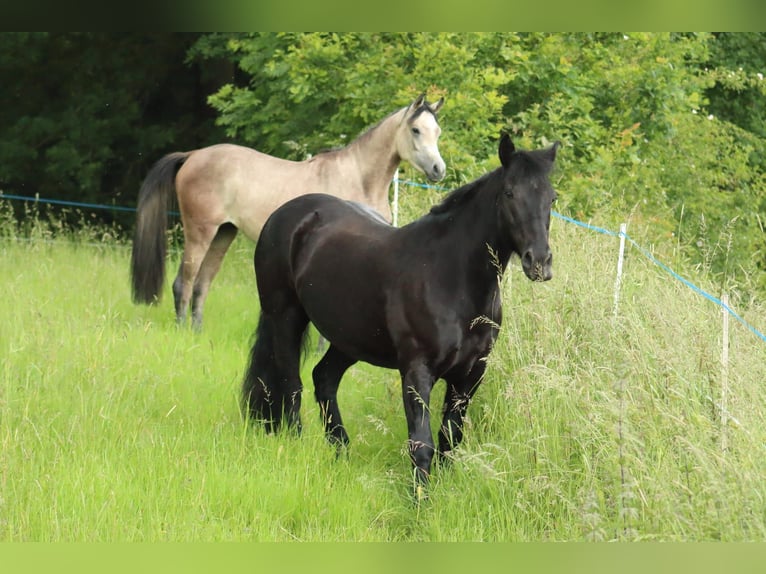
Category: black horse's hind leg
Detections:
[
  {"x1": 270, "y1": 305, "x2": 310, "y2": 431},
  {"x1": 312, "y1": 344, "x2": 357, "y2": 448},
  {"x1": 437, "y1": 360, "x2": 487, "y2": 459},
  {"x1": 400, "y1": 361, "x2": 437, "y2": 486}
]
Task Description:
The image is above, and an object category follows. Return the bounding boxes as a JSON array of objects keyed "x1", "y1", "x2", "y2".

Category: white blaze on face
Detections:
[{"x1": 397, "y1": 99, "x2": 446, "y2": 182}]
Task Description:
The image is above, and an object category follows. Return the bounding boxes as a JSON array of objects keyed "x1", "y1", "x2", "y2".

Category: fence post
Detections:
[
  {"x1": 721, "y1": 291, "x2": 730, "y2": 452},
  {"x1": 392, "y1": 169, "x2": 399, "y2": 228},
  {"x1": 612, "y1": 223, "x2": 628, "y2": 320}
]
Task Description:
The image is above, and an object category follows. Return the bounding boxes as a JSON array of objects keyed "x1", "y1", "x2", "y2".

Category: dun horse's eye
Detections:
[{"x1": 411, "y1": 127, "x2": 420, "y2": 136}]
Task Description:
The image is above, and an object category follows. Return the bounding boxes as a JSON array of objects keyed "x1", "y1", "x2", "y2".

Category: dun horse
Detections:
[
  {"x1": 242, "y1": 134, "x2": 560, "y2": 489},
  {"x1": 130, "y1": 94, "x2": 445, "y2": 328}
]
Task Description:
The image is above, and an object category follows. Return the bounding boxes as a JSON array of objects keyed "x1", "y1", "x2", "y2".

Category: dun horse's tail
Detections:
[
  {"x1": 130, "y1": 151, "x2": 191, "y2": 304},
  {"x1": 242, "y1": 313, "x2": 285, "y2": 432}
]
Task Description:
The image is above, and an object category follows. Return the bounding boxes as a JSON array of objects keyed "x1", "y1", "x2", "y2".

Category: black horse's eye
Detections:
[{"x1": 411, "y1": 127, "x2": 420, "y2": 136}]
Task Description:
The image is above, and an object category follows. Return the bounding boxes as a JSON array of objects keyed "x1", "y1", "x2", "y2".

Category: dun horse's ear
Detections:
[
  {"x1": 499, "y1": 133, "x2": 515, "y2": 167},
  {"x1": 429, "y1": 97, "x2": 444, "y2": 114},
  {"x1": 411, "y1": 93, "x2": 426, "y2": 109}
]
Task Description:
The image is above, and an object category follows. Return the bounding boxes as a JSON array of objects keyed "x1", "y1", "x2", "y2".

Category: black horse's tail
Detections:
[
  {"x1": 241, "y1": 312, "x2": 285, "y2": 432},
  {"x1": 130, "y1": 151, "x2": 191, "y2": 304},
  {"x1": 242, "y1": 308, "x2": 312, "y2": 431}
]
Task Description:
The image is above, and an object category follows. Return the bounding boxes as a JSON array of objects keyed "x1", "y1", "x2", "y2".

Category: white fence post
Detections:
[
  {"x1": 612, "y1": 223, "x2": 628, "y2": 320},
  {"x1": 721, "y1": 291, "x2": 730, "y2": 452},
  {"x1": 392, "y1": 169, "x2": 399, "y2": 228}
]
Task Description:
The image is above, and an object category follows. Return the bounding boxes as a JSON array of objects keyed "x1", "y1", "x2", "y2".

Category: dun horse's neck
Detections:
[{"x1": 347, "y1": 108, "x2": 403, "y2": 205}]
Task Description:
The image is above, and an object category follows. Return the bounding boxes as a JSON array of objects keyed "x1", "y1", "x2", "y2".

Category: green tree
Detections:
[
  {"x1": 0, "y1": 32, "x2": 224, "y2": 228},
  {"x1": 193, "y1": 32, "x2": 765, "y2": 292},
  {"x1": 2, "y1": 33, "x2": 762, "y2": 293},
  {"x1": 496, "y1": 32, "x2": 764, "y2": 292},
  {"x1": 706, "y1": 32, "x2": 766, "y2": 140},
  {"x1": 191, "y1": 32, "x2": 513, "y2": 184}
]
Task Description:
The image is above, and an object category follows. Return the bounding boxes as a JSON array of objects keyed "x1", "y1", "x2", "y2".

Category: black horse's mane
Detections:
[
  {"x1": 429, "y1": 148, "x2": 554, "y2": 216},
  {"x1": 429, "y1": 170, "x2": 497, "y2": 215}
]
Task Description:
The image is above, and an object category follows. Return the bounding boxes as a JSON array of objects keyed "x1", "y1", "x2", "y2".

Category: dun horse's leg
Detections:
[
  {"x1": 438, "y1": 361, "x2": 487, "y2": 459},
  {"x1": 270, "y1": 305, "x2": 310, "y2": 431},
  {"x1": 400, "y1": 361, "x2": 436, "y2": 487},
  {"x1": 173, "y1": 225, "x2": 217, "y2": 328},
  {"x1": 172, "y1": 260, "x2": 185, "y2": 322},
  {"x1": 191, "y1": 223, "x2": 238, "y2": 329},
  {"x1": 312, "y1": 345, "x2": 357, "y2": 447}
]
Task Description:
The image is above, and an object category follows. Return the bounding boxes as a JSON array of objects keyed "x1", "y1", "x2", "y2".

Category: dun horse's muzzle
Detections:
[
  {"x1": 521, "y1": 248, "x2": 553, "y2": 282},
  {"x1": 427, "y1": 160, "x2": 446, "y2": 182}
]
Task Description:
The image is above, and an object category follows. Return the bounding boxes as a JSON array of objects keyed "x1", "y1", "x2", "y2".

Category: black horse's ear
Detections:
[
  {"x1": 429, "y1": 96, "x2": 444, "y2": 114},
  {"x1": 548, "y1": 141, "x2": 561, "y2": 162},
  {"x1": 499, "y1": 133, "x2": 515, "y2": 167}
]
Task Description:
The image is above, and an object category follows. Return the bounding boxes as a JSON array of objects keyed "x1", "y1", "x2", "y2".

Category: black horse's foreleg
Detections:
[
  {"x1": 401, "y1": 362, "x2": 436, "y2": 486},
  {"x1": 313, "y1": 345, "x2": 356, "y2": 448},
  {"x1": 438, "y1": 361, "x2": 486, "y2": 458}
]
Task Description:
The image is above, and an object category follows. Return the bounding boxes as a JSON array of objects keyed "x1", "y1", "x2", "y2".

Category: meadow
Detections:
[{"x1": 2, "y1": 197, "x2": 766, "y2": 542}]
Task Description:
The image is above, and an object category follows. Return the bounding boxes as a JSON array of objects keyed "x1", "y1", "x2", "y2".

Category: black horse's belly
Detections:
[
  {"x1": 292, "y1": 212, "x2": 399, "y2": 369},
  {"x1": 304, "y1": 290, "x2": 399, "y2": 369},
  {"x1": 313, "y1": 315, "x2": 399, "y2": 369}
]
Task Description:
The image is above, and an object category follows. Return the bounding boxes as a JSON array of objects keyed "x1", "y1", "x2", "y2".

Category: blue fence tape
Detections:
[
  {"x1": 621, "y1": 234, "x2": 766, "y2": 343},
  {"x1": 548, "y1": 210, "x2": 766, "y2": 343},
  {"x1": 0, "y1": 192, "x2": 138, "y2": 213},
  {"x1": 551, "y1": 211, "x2": 620, "y2": 238},
  {"x1": 396, "y1": 178, "x2": 450, "y2": 192},
  {"x1": 2, "y1": 188, "x2": 765, "y2": 344}
]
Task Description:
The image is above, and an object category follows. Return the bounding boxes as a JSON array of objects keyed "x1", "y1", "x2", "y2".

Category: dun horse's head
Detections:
[
  {"x1": 396, "y1": 93, "x2": 446, "y2": 182},
  {"x1": 496, "y1": 134, "x2": 560, "y2": 282}
]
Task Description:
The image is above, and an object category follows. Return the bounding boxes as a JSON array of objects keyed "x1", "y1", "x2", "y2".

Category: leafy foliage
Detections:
[
  {"x1": 192, "y1": 32, "x2": 764, "y2": 292},
  {"x1": 0, "y1": 33, "x2": 224, "y2": 228},
  {"x1": 706, "y1": 32, "x2": 766, "y2": 140},
  {"x1": 0, "y1": 33, "x2": 763, "y2": 293},
  {"x1": 190, "y1": 33, "x2": 512, "y2": 182}
]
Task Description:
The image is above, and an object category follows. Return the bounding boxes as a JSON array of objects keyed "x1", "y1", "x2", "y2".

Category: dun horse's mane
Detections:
[{"x1": 313, "y1": 101, "x2": 439, "y2": 158}]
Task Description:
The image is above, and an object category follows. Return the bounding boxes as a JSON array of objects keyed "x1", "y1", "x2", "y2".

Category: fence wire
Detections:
[{"x1": 2, "y1": 187, "x2": 764, "y2": 344}]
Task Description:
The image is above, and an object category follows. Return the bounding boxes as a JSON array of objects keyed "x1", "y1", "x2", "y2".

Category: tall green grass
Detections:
[{"x1": 1, "y1": 198, "x2": 765, "y2": 541}]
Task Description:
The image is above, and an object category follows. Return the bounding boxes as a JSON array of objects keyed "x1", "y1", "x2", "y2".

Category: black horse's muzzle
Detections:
[{"x1": 521, "y1": 248, "x2": 553, "y2": 282}]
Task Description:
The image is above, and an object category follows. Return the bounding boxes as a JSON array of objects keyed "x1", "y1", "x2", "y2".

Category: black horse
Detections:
[{"x1": 242, "y1": 134, "x2": 560, "y2": 487}]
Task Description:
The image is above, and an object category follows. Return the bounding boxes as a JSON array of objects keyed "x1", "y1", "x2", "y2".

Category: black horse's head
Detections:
[{"x1": 496, "y1": 134, "x2": 560, "y2": 281}]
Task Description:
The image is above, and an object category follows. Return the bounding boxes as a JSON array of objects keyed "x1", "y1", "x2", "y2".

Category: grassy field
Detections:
[{"x1": 2, "y1": 200, "x2": 766, "y2": 541}]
